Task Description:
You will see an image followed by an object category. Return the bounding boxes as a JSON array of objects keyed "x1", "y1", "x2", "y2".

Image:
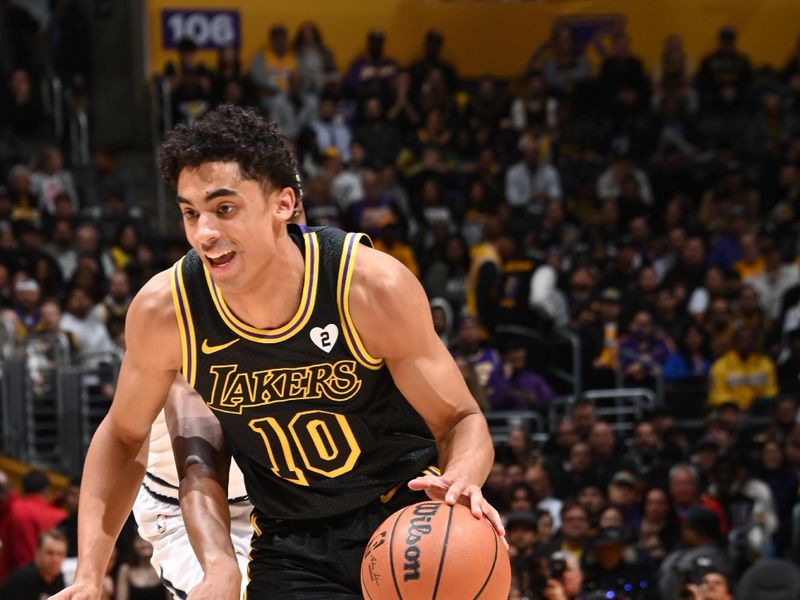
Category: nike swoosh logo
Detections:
[{"x1": 201, "y1": 338, "x2": 240, "y2": 354}]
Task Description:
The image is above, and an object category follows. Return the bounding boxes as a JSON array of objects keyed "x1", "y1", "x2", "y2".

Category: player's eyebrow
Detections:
[{"x1": 176, "y1": 188, "x2": 238, "y2": 205}]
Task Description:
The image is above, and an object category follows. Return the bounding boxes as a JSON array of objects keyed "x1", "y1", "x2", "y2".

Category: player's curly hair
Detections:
[{"x1": 158, "y1": 104, "x2": 302, "y2": 199}]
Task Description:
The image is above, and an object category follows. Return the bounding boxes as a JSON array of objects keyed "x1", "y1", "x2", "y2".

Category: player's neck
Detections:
[{"x1": 220, "y1": 234, "x2": 305, "y2": 330}]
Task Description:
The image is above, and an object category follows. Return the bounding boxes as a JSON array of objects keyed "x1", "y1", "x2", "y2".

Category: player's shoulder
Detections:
[
  {"x1": 128, "y1": 269, "x2": 178, "y2": 328},
  {"x1": 350, "y1": 243, "x2": 415, "y2": 299}
]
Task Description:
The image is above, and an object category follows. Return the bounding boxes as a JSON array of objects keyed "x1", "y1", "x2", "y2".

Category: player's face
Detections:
[{"x1": 177, "y1": 162, "x2": 294, "y2": 291}]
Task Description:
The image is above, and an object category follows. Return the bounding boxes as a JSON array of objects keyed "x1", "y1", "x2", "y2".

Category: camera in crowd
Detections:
[{"x1": 530, "y1": 551, "x2": 568, "y2": 598}]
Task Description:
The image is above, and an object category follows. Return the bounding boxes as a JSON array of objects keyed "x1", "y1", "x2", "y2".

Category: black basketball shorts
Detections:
[{"x1": 245, "y1": 484, "x2": 428, "y2": 599}]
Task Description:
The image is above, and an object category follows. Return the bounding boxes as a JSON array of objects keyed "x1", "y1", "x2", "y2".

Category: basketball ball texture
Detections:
[{"x1": 361, "y1": 500, "x2": 510, "y2": 599}]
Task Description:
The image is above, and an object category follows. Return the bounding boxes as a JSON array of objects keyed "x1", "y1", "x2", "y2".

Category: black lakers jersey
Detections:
[{"x1": 170, "y1": 225, "x2": 437, "y2": 520}]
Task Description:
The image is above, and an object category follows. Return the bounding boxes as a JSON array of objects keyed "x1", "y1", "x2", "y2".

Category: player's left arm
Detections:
[{"x1": 349, "y1": 246, "x2": 504, "y2": 538}]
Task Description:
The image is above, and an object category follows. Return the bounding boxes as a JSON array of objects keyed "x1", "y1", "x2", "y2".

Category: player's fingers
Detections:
[
  {"x1": 443, "y1": 480, "x2": 468, "y2": 505},
  {"x1": 482, "y1": 500, "x2": 508, "y2": 548},
  {"x1": 407, "y1": 475, "x2": 444, "y2": 491}
]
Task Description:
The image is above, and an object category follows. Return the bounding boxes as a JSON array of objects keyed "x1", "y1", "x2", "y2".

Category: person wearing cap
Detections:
[
  {"x1": 658, "y1": 507, "x2": 732, "y2": 600},
  {"x1": 583, "y1": 526, "x2": 653, "y2": 599},
  {"x1": 608, "y1": 470, "x2": 643, "y2": 531},
  {"x1": 696, "y1": 25, "x2": 752, "y2": 113}
]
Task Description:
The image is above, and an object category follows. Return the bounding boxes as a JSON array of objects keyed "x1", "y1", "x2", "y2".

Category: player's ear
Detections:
[{"x1": 273, "y1": 186, "x2": 296, "y2": 222}]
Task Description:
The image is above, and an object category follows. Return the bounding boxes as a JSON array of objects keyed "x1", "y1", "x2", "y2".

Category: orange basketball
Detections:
[{"x1": 361, "y1": 500, "x2": 510, "y2": 600}]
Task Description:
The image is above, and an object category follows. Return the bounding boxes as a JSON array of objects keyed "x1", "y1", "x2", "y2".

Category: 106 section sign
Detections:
[{"x1": 161, "y1": 9, "x2": 240, "y2": 49}]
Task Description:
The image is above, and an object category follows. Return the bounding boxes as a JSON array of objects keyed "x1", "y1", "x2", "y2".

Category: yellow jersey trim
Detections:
[
  {"x1": 170, "y1": 257, "x2": 197, "y2": 387},
  {"x1": 203, "y1": 231, "x2": 319, "y2": 344},
  {"x1": 336, "y1": 233, "x2": 383, "y2": 370}
]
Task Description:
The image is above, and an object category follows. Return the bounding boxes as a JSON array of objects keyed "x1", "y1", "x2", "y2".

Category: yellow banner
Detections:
[{"x1": 146, "y1": 0, "x2": 800, "y2": 79}]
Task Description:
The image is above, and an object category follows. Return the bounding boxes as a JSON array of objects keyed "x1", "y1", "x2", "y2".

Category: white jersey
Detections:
[{"x1": 143, "y1": 408, "x2": 248, "y2": 501}]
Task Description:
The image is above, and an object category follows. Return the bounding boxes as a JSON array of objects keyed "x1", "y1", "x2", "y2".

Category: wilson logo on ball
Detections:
[{"x1": 402, "y1": 502, "x2": 441, "y2": 581}]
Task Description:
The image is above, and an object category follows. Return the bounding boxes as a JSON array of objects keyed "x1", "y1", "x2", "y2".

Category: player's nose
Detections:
[{"x1": 195, "y1": 213, "x2": 221, "y2": 244}]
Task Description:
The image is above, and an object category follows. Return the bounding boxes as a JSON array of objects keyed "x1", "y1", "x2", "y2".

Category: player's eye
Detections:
[
  {"x1": 218, "y1": 204, "x2": 235, "y2": 215},
  {"x1": 182, "y1": 209, "x2": 198, "y2": 220}
]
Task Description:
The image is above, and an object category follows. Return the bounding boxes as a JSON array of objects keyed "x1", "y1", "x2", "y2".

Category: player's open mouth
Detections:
[{"x1": 207, "y1": 251, "x2": 235, "y2": 267}]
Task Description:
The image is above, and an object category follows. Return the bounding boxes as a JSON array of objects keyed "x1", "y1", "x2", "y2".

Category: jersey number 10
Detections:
[{"x1": 249, "y1": 410, "x2": 361, "y2": 486}]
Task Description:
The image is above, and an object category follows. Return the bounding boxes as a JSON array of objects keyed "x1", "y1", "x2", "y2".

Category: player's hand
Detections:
[
  {"x1": 188, "y1": 576, "x2": 241, "y2": 600},
  {"x1": 49, "y1": 582, "x2": 102, "y2": 599},
  {"x1": 407, "y1": 474, "x2": 506, "y2": 546}
]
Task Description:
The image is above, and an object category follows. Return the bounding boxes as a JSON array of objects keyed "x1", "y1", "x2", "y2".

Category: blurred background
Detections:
[{"x1": 1, "y1": 1, "x2": 800, "y2": 598}]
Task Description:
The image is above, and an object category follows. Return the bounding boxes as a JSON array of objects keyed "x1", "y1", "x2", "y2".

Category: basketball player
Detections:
[
  {"x1": 133, "y1": 377, "x2": 252, "y2": 598},
  {"x1": 53, "y1": 104, "x2": 503, "y2": 600}
]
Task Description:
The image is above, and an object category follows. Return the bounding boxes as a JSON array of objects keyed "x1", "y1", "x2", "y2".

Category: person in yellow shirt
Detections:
[
  {"x1": 371, "y1": 215, "x2": 419, "y2": 277},
  {"x1": 734, "y1": 232, "x2": 765, "y2": 280},
  {"x1": 249, "y1": 24, "x2": 297, "y2": 110},
  {"x1": 708, "y1": 325, "x2": 778, "y2": 410}
]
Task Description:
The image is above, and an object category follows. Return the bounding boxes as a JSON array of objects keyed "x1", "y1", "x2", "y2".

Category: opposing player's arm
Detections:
[
  {"x1": 55, "y1": 272, "x2": 181, "y2": 599},
  {"x1": 165, "y1": 376, "x2": 240, "y2": 588},
  {"x1": 350, "y1": 246, "x2": 502, "y2": 535}
]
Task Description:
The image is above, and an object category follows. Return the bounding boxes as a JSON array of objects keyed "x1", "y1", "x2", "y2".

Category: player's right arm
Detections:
[
  {"x1": 165, "y1": 376, "x2": 241, "y2": 599},
  {"x1": 52, "y1": 271, "x2": 182, "y2": 600}
]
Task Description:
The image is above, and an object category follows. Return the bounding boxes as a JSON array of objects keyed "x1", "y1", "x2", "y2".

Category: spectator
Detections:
[
  {"x1": 0, "y1": 68, "x2": 43, "y2": 137},
  {"x1": 345, "y1": 168, "x2": 403, "y2": 238},
  {"x1": 165, "y1": 37, "x2": 213, "y2": 126},
  {"x1": 707, "y1": 451, "x2": 778, "y2": 568},
  {"x1": 312, "y1": 95, "x2": 353, "y2": 164},
  {"x1": 524, "y1": 465, "x2": 564, "y2": 531},
  {"x1": 60, "y1": 286, "x2": 116, "y2": 367},
  {"x1": 0, "y1": 469, "x2": 17, "y2": 582},
  {"x1": 703, "y1": 297, "x2": 735, "y2": 358},
  {"x1": 652, "y1": 34, "x2": 697, "y2": 112},
  {"x1": 429, "y1": 297, "x2": 453, "y2": 349},
  {"x1": 777, "y1": 328, "x2": 800, "y2": 393},
  {"x1": 269, "y1": 70, "x2": 319, "y2": 140},
  {"x1": 551, "y1": 501, "x2": 592, "y2": 564},
  {"x1": 322, "y1": 148, "x2": 363, "y2": 213},
  {"x1": 386, "y1": 70, "x2": 421, "y2": 134},
  {"x1": 0, "y1": 530, "x2": 67, "y2": 600},
  {"x1": 249, "y1": 24, "x2": 297, "y2": 111},
  {"x1": 353, "y1": 96, "x2": 403, "y2": 168},
  {"x1": 747, "y1": 246, "x2": 800, "y2": 321},
  {"x1": 91, "y1": 270, "x2": 132, "y2": 343},
  {"x1": 599, "y1": 32, "x2": 650, "y2": 119},
  {"x1": 371, "y1": 215, "x2": 418, "y2": 277},
  {"x1": 505, "y1": 510, "x2": 540, "y2": 597},
  {"x1": 582, "y1": 526, "x2": 652, "y2": 599},
  {"x1": 691, "y1": 571, "x2": 734, "y2": 600},
  {"x1": 451, "y1": 315, "x2": 499, "y2": 388},
  {"x1": 709, "y1": 325, "x2": 778, "y2": 410},
  {"x1": 424, "y1": 234, "x2": 469, "y2": 315},
  {"x1": 505, "y1": 134, "x2": 562, "y2": 216},
  {"x1": 511, "y1": 71, "x2": 558, "y2": 133},
  {"x1": 619, "y1": 309, "x2": 672, "y2": 388},
  {"x1": 0, "y1": 470, "x2": 66, "y2": 577},
  {"x1": 657, "y1": 507, "x2": 732, "y2": 600},
  {"x1": 533, "y1": 25, "x2": 592, "y2": 100},
  {"x1": 9, "y1": 277, "x2": 42, "y2": 340},
  {"x1": 345, "y1": 29, "x2": 398, "y2": 100},
  {"x1": 756, "y1": 439, "x2": 798, "y2": 553},
  {"x1": 637, "y1": 487, "x2": 680, "y2": 567},
  {"x1": 115, "y1": 535, "x2": 168, "y2": 600},
  {"x1": 409, "y1": 29, "x2": 457, "y2": 94},
  {"x1": 292, "y1": 22, "x2": 337, "y2": 96},
  {"x1": 732, "y1": 233, "x2": 763, "y2": 283},
  {"x1": 597, "y1": 145, "x2": 654, "y2": 207},
  {"x1": 589, "y1": 421, "x2": 632, "y2": 486},
  {"x1": 664, "y1": 323, "x2": 711, "y2": 381},
  {"x1": 696, "y1": 26, "x2": 752, "y2": 114},
  {"x1": 668, "y1": 463, "x2": 728, "y2": 533},
  {"x1": 488, "y1": 339, "x2": 555, "y2": 411},
  {"x1": 30, "y1": 147, "x2": 77, "y2": 215}
]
